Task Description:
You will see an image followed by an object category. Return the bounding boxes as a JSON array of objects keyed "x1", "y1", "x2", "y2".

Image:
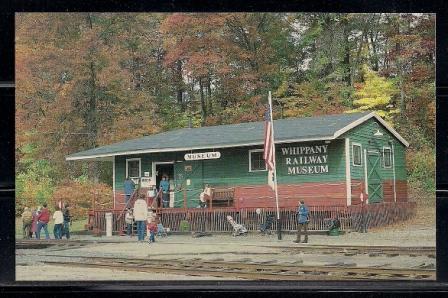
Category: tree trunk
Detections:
[
  {"x1": 86, "y1": 13, "x2": 99, "y2": 183},
  {"x1": 341, "y1": 16, "x2": 351, "y2": 86},
  {"x1": 394, "y1": 18, "x2": 406, "y2": 122},
  {"x1": 199, "y1": 77, "x2": 207, "y2": 126},
  {"x1": 207, "y1": 75, "x2": 212, "y2": 115},
  {"x1": 176, "y1": 60, "x2": 184, "y2": 111}
]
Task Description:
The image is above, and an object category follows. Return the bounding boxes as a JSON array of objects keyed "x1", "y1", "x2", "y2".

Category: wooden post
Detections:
[{"x1": 210, "y1": 189, "x2": 213, "y2": 209}]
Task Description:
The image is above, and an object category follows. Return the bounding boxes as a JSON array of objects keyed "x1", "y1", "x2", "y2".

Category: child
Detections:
[
  {"x1": 125, "y1": 208, "x2": 134, "y2": 236},
  {"x1": 147, "y1": 216, "x2": 158, "y2": 244}
]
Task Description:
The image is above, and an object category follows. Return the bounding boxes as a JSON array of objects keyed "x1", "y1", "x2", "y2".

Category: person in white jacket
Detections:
[{"x1": 133, "y1": 195, "x2": 148, "y2": 241}]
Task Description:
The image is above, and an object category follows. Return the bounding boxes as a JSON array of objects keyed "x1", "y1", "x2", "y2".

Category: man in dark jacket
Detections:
[
  {"x1": 124, "y1": 177, "x2": 135, "y2": 204},
  {"x1": 294, "y1": 200, "x2": 309, "y2": 244},
  {"x1": 62, "y1": 204, "x2": 72, "y2": 239},
  {"x1": 36, "y1": 203, "x2": 51, "y2": 239}
]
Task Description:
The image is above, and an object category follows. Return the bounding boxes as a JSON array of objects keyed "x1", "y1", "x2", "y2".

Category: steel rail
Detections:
[
  {"x1": 37, "y1": 255, "x2": 435, "y2": 281},
  {"x1": 16, "y1": 239, "x2": 436, "y2": 257}
]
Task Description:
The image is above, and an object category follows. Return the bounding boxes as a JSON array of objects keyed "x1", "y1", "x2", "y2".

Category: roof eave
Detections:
[
  {"x1": 65, "y1": 135, "x2": 335, "y2": 161},
  {"x1": 333, "y1": 112, "x2": 410, "y2": 147}
]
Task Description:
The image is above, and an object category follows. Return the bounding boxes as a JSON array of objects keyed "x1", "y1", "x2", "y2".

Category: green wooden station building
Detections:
[{"x1": 67, "y1": 111, "x2": 409, "y2": 212}]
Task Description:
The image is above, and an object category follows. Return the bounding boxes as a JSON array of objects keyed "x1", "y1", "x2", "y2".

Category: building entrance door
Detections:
[
  {"x1": 152, "y1": 162, "x2": 174, "y2": 207},
  {"x1": 367, "y1": 151, "x2": 383, "y2": 203}
]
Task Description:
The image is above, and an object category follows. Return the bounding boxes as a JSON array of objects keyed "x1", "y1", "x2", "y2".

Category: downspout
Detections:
[
  {"x1": 364, "y1": 149, "x2": 368, "y2": 197},
  {"x1": 392, "y1": 142, "x2": 397, "y2": 202}
]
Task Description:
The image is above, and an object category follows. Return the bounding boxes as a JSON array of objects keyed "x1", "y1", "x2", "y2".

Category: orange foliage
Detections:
[{"x1": 51, "y1": 180, "x2": 113, "y2": 219}]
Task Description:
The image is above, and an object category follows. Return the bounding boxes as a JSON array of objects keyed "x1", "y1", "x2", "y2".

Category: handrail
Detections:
[{"x1": 116, "y1": 185, "x2": 140, "y2": 221}]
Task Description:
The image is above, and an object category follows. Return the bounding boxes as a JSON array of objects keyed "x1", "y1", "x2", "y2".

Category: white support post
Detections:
[
  {"x1": 364, "y1": 149, "x2": 368, "y2": 196},
  {"x1": 112, "y1": 156, "x2": 116, "y2": 209},
  {"x1": 345, "y1": 138, "x2": 352, "y2": 206},
  {"x1": 392, "y1": 142, "x2": 397, "y2": 202}
]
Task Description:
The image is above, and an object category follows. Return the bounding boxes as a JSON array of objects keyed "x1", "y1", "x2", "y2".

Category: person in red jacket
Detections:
[{"x1": 36, "y1": 203, "x2": 51, "y2": 239}]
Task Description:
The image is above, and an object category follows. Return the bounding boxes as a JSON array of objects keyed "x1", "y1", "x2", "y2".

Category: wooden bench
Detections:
[{"x1": 209, "y1": 187, "x2": 235, "y2": 208}]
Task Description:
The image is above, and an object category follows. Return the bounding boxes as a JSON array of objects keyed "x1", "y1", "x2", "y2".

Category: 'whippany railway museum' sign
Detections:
[
  {"x1": 281, "y1": 144, "x2": 329, "y2": 175},
  {"x1": 185, "y1": 151, "x2": 221, "y2": 161}
]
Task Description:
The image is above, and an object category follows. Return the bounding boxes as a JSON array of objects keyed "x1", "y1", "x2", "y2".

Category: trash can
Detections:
[
  {"x1": 179, "y1": 220, "x2": 190, "y2": 232},
  {"x1": 328, "y1": 227, "x2": 340, "y2": 236},
  {"x1": 105, "y1": 212, "x2": 113, "y2": 237}
]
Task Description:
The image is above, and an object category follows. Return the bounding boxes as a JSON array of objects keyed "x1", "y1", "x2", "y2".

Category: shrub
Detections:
[
  {"x1": 50, "y1": 180, "x2": 113, "y2": 220},
  {"x1": 407, "y1": 148, "x2": 435, "y2": 195}
]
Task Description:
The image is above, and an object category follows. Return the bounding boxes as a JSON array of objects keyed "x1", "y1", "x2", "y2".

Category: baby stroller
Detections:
[
  {"x1": 226, "y1": 215, "x2": 248, "y2": 237},
  {"x1": 260, "y1": 214, "x2": 274, "y2": 235},
  {"x1": 157, "y1": 223, "x2": 168, "y2": 237}
]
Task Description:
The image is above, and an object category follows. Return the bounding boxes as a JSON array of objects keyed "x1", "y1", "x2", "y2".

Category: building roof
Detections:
[{"x1": 66, "y1": 111, "x2": 409, "y2": 161}]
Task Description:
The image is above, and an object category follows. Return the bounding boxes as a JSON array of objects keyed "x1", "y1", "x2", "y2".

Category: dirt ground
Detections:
[{"x1": 16, "y1": 197, "x2": 436, "y2": 281}]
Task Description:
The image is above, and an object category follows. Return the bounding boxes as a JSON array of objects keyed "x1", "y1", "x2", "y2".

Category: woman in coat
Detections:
[{"x1": 30, "y1": 207, "x2": 40, "y2": 239}]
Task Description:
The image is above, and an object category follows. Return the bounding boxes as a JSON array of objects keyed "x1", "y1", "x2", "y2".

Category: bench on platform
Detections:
[{"x1": 209, "y1": 187, "x2": 235, "y2": 208}]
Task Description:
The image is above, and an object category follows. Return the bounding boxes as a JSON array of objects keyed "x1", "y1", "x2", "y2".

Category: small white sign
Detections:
[
  {"x1": 184, "y1": 151, "x2": 221, "y2": 161},
  {"x1": 144, "y1": 172, "x2": 150, "y2": 177}
]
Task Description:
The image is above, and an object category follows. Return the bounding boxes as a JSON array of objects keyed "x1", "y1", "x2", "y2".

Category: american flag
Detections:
[
  {"x1": 263, "y1": 105, "x2": 275, "y2": 191},
  {"x1": 263, "y1": 107, "x2": 274, "y2": 170}
]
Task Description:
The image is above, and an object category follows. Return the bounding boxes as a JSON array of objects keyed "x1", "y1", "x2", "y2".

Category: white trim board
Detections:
[
  {"x1": 112, "y1": 156, "x2": 116, "y2": 209},
  {"x1": 333, "y1": 112, "x2": 409, "y2": 147}
]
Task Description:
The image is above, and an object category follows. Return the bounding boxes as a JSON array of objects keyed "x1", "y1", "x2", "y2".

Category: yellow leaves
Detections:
[{"x1": 350, "y1": 65, "x2": 399, "y2": 122}]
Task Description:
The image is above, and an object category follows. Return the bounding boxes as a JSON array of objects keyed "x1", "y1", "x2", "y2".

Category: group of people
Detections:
[
  {"x1": 21, "y1": 203, "x2": 72, "y2": 240},
  {"x1": 124, "y1": 175, "x2": 171, "y2": 208},
  {"x1": 125, "y1": 195, "x2": 160, "y2": 244}
]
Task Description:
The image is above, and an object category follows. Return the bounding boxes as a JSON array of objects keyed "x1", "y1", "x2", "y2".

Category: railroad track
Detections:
[
  {"x1": 270, "y1": 244, "x2": 436, "y2": 258},
  {"x1": 16, "y1": 239, "x2": 436, "y2": 258},
  {"x1": 32, "y1": 254, "x2": 435, "y2": 281}
]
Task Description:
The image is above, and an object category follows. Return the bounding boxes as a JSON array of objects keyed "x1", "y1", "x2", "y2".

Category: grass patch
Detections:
[{"x1": 15, "y1": 217, "x2": 87, "y2": 239}]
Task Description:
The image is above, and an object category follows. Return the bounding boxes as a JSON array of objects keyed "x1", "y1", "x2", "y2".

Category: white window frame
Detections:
[
  {"x1": 248, "y1": 149, "x2": 267, "y2": 172},
  {"x1": 382, "y1": 146, "x2": 392, "y2": 168},
  {"x1": 126, "y1": 158, "x2": 141, "y2": 179},
  {"x1": 352, "y1": 143, "x2": 362, "y2": 167}
]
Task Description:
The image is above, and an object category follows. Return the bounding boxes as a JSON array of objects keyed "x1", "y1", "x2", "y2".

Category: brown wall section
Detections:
[
  {"x1": 383, "y1": 180, "x2": 408, "y2": 202},
  {"x1": 351, "y1": 179, "x2": 408, "y2": 205},
  {"x1": 234, "y1": 182, "x2": 347, "y2": 208}
]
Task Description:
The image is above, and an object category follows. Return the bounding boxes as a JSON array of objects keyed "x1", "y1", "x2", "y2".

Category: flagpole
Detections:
[{"x1": 268, "y1": 91, "x2": 282, "y2": 240}]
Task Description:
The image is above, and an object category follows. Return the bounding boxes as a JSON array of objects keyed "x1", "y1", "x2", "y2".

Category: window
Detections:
[
  {"x1": 126, "y1": 158, "x2": 141, "y2": 178},
  {"x1": 249, "y1": 149, "x2": 267, "y2": 172},
  {"x1": 383, "y1": 147, "x2": 392, "y2": 168},
  {"x1": 352, "y1": 143, "x2": 362, "y2": 166}
]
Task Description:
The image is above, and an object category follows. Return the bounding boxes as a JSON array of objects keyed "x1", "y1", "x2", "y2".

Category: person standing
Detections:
[
  {"x1": 62, "y1": 204, "x2": 72, "y2": 239},
  {"x1": 294, "y1": 200, "x2": 309, "y2": 244},
  {"x1": 31, "y1": 207, "x2": 40, "y2": 239},
  {"x1": 21, "y1": 207, "x2": 33, "y2": 239},
  {"x1": 133, "y1": 195, "x2": 148, "y2": 242},
  {"x1": 36, "y1": 203, "x2": 51, "y2": 240},
  {"x1": 124, "y1": 176, "x2": 136, "y2": 205},
  {"x1": 125, "y1": 208, "x2": 134, "y2": 236},
  {"x1": 52, "y1": 206, "x2": 64, "y2": 240},
  {"x1": 160, "y1": 176, "x2": 170, "y2": 208}
]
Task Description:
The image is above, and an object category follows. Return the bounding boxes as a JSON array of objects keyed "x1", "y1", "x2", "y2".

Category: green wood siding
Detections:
[
  {"x1": 342, "y1": 118, "x2": 407, "y2": 182},
  {"x1": 115, "y1": 139, "x2": 348, "y2": 208}
]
